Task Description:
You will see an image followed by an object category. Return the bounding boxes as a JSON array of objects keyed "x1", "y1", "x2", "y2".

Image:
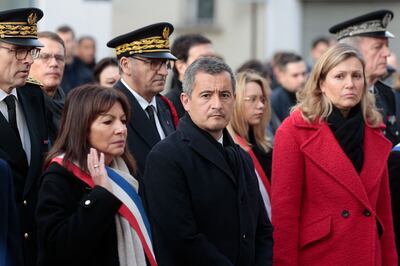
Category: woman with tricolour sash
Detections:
[{"x1": 36, "y1": 84, "x2": 156, "y2": 266}]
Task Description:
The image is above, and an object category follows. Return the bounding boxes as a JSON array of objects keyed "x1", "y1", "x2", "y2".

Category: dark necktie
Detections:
[
  {"x1": 146, "y1": 105, "x2": 160, "y2": 139},
  {"x1": 4, "y1": 95, "x2": 22, "y2": 142}
]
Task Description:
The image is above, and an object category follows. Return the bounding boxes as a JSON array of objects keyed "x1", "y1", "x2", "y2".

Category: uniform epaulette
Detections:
[{"x1": 26, "y1": 76, "x2": 43, "y2": 87}]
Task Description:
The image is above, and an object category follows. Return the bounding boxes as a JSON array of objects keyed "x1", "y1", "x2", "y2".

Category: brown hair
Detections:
[
  {"x1": 228, "y1": 70, "x2": 272, "y2": 152},
  {"x1": 294, "y1": 43, "x2": 382, "y2": 127},
  {"x1": 45, "y1": 84, "x2": 136, "y2": 174}
]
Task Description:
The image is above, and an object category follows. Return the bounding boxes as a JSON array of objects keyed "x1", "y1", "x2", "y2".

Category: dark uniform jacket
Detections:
[
  {"x1": 143, "y1": 115, "x2": 273, "y2": 266},
  {"x1": 0, "y1": 159, "x2": 23, "y2": 266},
  {"x1": 36, "y1": 163, "x2": 122, "y2": 266},
  {"x1": 0, "y1": 82, "x2": 48, "y2": 266},
  {"x1": 114, "y1": 80, "x2": 176, "y2": 176},
  {"x1": 389, "y1": 144, "x2": 400, "y2": 263},
  {"x1": 270, "y1": 86, "x2": 297, "y2": 122},
  {"x1": 375, "y1": 80, "x2": 400, "y2": 146}
]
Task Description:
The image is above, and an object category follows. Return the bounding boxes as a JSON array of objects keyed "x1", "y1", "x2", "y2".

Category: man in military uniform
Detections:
[
  {"x1": 0, "y1": 8, "x2": 49, "y2": 265},
  {"x1": 330, "y1": 9, "x2": 400, "y2": 145},
  {"x1": 107, "y1": 22, "x2": 178, "y2": 177}
]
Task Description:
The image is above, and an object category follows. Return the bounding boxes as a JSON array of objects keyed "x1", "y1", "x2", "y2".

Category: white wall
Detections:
[{"x1": 36, "y1": 0, "x2": 113, "y2": 60}]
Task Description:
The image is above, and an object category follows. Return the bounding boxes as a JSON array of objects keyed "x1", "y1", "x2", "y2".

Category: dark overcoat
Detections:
[
  {"x1": 0, "y1": 82, "x2": 48, "y2": 265},
  {"x1": 0, "y1": 159, "x2": 23, "y2": 266},
  {"x1": 143, "y1": 115, "x2": 273, "y2": 266},
  {"x1": 114, "y1": 80, "x2": 176, "y2": 176},
  {"x1": 270, "y1": 86, "x2": 296, "y2": 122},
  {"x1": 389, "y1": 144, "x2": 400, "y2": 263},
  {"x1": 36, "y1": 163, "x2": 122, "y2": 266}
]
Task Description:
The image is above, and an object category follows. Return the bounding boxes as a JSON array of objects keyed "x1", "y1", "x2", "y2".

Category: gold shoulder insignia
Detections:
[{"x1": 26, "y1": 77, "x2": 43, "y2": 86}]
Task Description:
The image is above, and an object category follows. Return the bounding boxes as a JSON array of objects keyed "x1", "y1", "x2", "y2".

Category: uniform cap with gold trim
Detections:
[
  {"x1": 107, "y1": 22, "x2": 177, "y2": 60},
  {"x1": 329, "y1": 10, "x2": 394, "y2": 41},
  {"x1": 0, "y1": 7, "x2": 43, "y2": 47}
]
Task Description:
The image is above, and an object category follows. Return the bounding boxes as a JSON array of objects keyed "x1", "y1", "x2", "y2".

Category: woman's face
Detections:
[
  {"x1": 243, "y1": 81, "x2": 266, "y2": 127},
  {"x1": 99, "y1": 65, "x2": 120, "y2": 88},
  {"x1": 88, "y1": 102, "x2": 127, "y2": 164},
  {"x1": 320, "y1": 57, "x2": 364, "y2": 116}
]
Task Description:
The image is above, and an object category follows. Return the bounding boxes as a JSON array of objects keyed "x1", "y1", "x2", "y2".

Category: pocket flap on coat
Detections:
[{"x1": 300, "y1": 215, "x2": 332, "y2": 249}]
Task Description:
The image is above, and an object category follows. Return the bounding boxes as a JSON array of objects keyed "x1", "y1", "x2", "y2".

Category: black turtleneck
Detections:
[{"x1": 248, "y1": 128, "x2": 273, "y2": 181}]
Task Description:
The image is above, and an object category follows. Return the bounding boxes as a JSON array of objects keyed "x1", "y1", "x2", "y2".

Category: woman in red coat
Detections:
[{"x1": 272, "y1": 43, "x2": 398, "y2": 265}]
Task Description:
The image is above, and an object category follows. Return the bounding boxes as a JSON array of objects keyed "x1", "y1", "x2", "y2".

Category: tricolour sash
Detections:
[
  {"x1": 234, "y1": 135, "x2": 272, "y2": 219},
  {"x1": 50, "y1": 157, "x2": 158, "y2": 266},
  {"x1": 393, "y1": 143, "x2": 400, "y2": 152}
]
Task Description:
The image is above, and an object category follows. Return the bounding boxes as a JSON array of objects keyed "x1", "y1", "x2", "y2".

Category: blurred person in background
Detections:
[
  {"x1": 56, "y1": 25, "x2": 94, "y2": 94},
  {"x1": 228, "y1": 70, "x2": 273, "y2": 219},
  {"x1": 309, "y1": 36, "x2": 330, "y2": 67},
  {"x1": 93, "y1": 57, "x2": 120, "y2": 88},
  {"x1": 76, "y1": 36, "x2": 96, "y2": 70},
  {"x1": 166, "y1": 33, "x2": 214, "y2": 118}
]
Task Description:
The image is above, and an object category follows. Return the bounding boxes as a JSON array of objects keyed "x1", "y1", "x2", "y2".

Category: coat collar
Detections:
[
  {"x1": 178, "y1": 115, "x2": 237, "y2": 185},
  {"x1": 291, "y1": 110, "x2": 392, "y2": 208}
]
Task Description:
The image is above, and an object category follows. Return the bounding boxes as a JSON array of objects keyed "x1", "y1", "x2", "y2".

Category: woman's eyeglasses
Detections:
[{"x1": 243, "y1": 95, "x2": 266, "y2": 105}]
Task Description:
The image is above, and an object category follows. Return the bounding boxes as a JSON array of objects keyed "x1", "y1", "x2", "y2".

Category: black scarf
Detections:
[{"x1": 327, "y1": 104, "x2": 364, "y2": 174}]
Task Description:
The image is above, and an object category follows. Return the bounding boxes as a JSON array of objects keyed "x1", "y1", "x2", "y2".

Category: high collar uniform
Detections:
[
  {"x1": 272, "y1": 109, "x2": 397, "y2": 266},
  {"x1": 0, "y1": 83, "x2": 49, "y2": 265}
]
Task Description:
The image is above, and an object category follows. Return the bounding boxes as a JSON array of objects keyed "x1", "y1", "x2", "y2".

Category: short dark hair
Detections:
[
  {"x1": 38, "y1": 31, "x2": 65, "y2": 50},
  {"x1": 183, "y1": 57, "x2": 235, "y2": 97},
  {"x1": 78, "y1": 35, "x2": 95, "y2": 45},
  {"x1": 56, "y1": 25, "x2": 75, "y2": 39},
  {"x1": 312, "y1": 36, "x2": 330, "y2": 49},
  {"x1": 45, "y1": 84, "x2": 136, "y2": 174},
  {"x1": 236, "y1": 59, "x2": 271, "y2": 80},
  {"x1": 273, "y1": 52, "x2": 303, "y2": 72},
  {"x1": 93, "y1": 57, "x2": 119, "y2": 82}
]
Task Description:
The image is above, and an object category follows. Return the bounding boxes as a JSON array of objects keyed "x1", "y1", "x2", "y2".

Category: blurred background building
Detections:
[{"x1": 2, "y1": 0, "x2": 400, "y2": 71}]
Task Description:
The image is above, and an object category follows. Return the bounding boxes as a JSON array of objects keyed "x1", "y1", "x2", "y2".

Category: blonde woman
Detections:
[
  {"x1": 228, "y1": 70, "x2": 273, "y2": 219},
  {"x1": 272, "y1": 43, "x2": 397, "y2": 265}
]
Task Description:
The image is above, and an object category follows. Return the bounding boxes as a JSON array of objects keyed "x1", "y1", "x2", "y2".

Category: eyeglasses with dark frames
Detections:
[
  {"x1": 0, "y1": 45, "x2": 41, "y2": 60},
  {"x1": 132, "y1": 56, "x2": 174, "y2": 71}
]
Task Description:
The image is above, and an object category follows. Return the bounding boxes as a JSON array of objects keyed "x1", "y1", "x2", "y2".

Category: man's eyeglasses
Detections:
[
  {"x1": 133, "y1": 56, "x2": 174, "y2": 71},
  {"x1": 243, "y1": 95, "x2": 267, "y2": 105},
  {"x1": 36, "y1": 53, "x2": 65, "y2": 63},
  {"x1": 0, "y1": 45, "x2": 40, "y2": 60}
]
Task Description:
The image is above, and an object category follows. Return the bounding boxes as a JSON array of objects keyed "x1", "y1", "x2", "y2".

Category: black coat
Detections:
[
  {"x1": 270, "y1": 86, "x2": 296, "y2": 122},
  {"x1": 36, "y1": 163, "x2": 122, "y2": 266},
  {"x1": 374, "y1": 80, "x2": 400, "y2": 146},
  {"x1": 0, "y1": 159, "x2": 23, "y2": 266},
  {"x1": 143, "y1": 115, "x2": 273, "y2": 266},
  {"x1": 165, "y1": 78, "x2": 185, "y2": 118},
  {"x1": 114, "y1": 80, "x2": 176, "y2": 177},
  {"x1": 389, "y1": 146, "x2": 400, "y2": 263},
  {"x1": 0, "y1": 82, "x2": 48, "y2": 266}
]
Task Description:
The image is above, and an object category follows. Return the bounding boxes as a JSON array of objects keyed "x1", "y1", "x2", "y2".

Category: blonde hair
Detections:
[
  {"x1": 228, "y1": 70, "x2": 272, "y2": 152},
  {"x1": 294, "y1": 43, "x2": 382, "y2": 127}
]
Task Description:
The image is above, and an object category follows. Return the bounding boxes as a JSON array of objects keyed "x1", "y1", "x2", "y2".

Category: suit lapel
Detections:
[
  {"x1": 301, "y1": 123, "x2": 371, "y2": 208},
  {"x1": 156, "y1": 96, "x2": 175, "y2": 136},
  {"x1": 17, "y1": 88, "x2": 43, "y2": 196},
  {"x1": 179, "y1": 117, "x2": 236, "y2": 185}
]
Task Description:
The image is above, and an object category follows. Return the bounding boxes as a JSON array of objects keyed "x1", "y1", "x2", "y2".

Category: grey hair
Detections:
[
  {"x1": 339, "y1": 36, "x2": 362, "y2": 49},
  {"x1": 182, "y1": 57, "x2": 236, "y2": 97}
]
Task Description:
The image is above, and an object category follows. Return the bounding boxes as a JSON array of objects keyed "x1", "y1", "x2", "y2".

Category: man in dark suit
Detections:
[
  {"x1": 330, "y1": 9, "x2": 400, "y2": 145},
  {"x1": 144, "y1": 57, "x2": 273, "y2": 265},
  {"x1": 0, "y1": 159, "x2": 23, "y2": 266},
  {"x1": 0, "y1": 8, "x2": 49, "y2": 265},
  {"x1": 107, "y1": 22, "x2": 178, "y2": 176}
]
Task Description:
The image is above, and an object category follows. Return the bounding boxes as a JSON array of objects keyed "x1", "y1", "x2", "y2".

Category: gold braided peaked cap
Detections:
[
  {"x1": 107, "y1": 22, "x2": 177, "y2": 60},
  {"x1": 0, "y1": 7, "x2": 43, "y2": 47}
]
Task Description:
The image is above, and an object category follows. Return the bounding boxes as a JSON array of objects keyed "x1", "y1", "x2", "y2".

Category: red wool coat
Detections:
[{"x1": 272, "y1": 110, "x2": 397, "y2": 266}]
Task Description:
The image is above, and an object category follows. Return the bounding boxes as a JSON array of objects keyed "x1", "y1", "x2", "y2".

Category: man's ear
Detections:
[
  {"x1": 119, "y1": 57, "x2": 131, "y2": 75},
  {"x1": 181, "y1": 92, "x2": 190, "y2": 112}
]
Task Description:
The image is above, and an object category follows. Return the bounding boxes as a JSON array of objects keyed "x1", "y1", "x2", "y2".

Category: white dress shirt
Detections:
[{"x1": 121, "y1": 79, "x2": 166, "y2": 139}]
